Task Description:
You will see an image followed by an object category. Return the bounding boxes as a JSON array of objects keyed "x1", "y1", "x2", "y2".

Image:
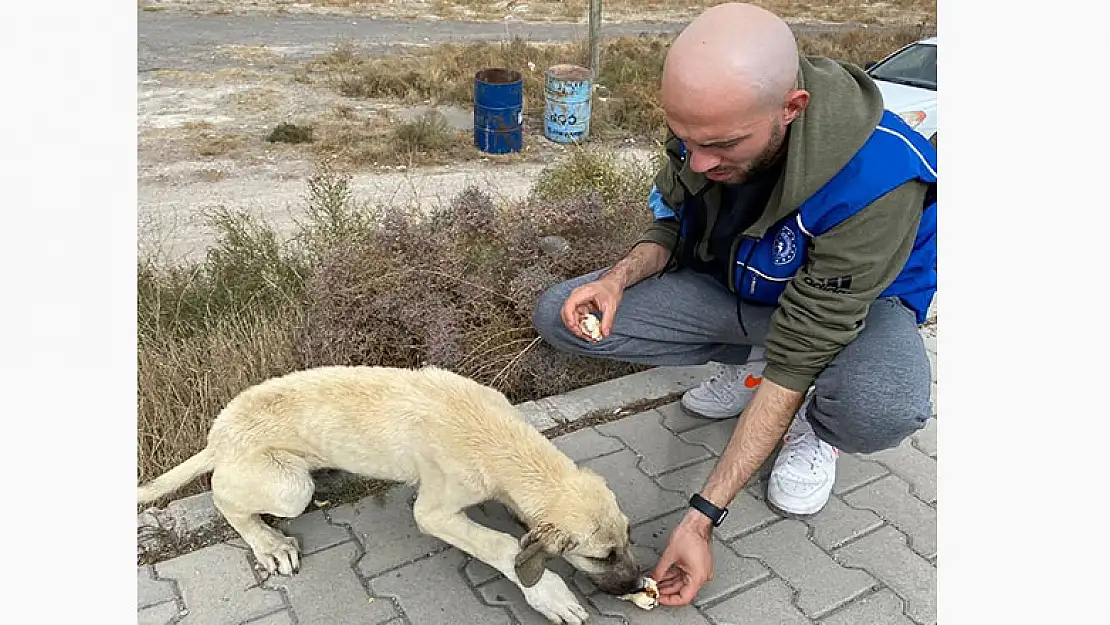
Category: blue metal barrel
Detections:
[
  {"x1": 544, "y1": 64, "x2": 594, "y2": 144},
  {"x1": 473, "y1": 68, "x2": 523, "y2": 154}
]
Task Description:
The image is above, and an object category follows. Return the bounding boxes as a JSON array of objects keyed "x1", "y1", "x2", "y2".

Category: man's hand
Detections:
[
  {"x1": 651, "y1": 511, "x2": 714, "y2": 606},
  {"x1": 651, "y1": 380, "x2": 805, "y2": 606},
  {"x1": 558, "y1": 242, "x2": 672, "y2": 341},
  {"x1": 560, "y1": 277, "x2": 624, "y2": 341}
]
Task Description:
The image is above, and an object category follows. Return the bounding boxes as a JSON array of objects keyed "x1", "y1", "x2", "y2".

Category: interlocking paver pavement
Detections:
[
  {"x1": 818, "y1": 589, "x2": 914, "y2": 625},
  {"x1": 264, "y1": 542, "x2": 399, "y2": 623},
  {"x1": 154, "y1": 543, "x2": 285, "y2": 625},
  {"x1": 805, "y1": 494, "x2": 884, "y2": 551},
  {"x1": 730, "y1": 520, "x2": 877, "y2": 618},
  {"x1": 834, "y1": 526, "x2": 936, "y2": 625},
  {"x1": 596, "y1": 409, "x2": 714, "y2": 476},
  {"x1": 842, "y1": 475, "x2": 937, "y2": 559},
  {"x1": 138, "y1": 565, "x2": 178, "y2": 609},
  {"x1": 138, "y1": 599, "x2": 182, "y2": 625},
  {"x1": 138, "y1": 340, "x2": 937, "y2": 625},
  {"x1": 704, "y1": 577, "x2": 811, "y2": 625}
]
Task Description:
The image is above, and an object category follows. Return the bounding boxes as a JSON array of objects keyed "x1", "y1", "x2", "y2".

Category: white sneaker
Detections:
[
  {"x1": 681, "y1": 361, "x2": 767, "y2": 419},
  {"x1": 766, "y1": 407, "x2": 838, "y2": 516}
]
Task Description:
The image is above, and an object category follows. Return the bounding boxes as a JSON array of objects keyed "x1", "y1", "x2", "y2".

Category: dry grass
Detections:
[
  {"x1": 305, "y1": 36, "x2": 667, "y2": 138},
  {"x1": 304, "y1": 25, "x2": 929, "y2": 140},
  {"x1": 138, "y1": 152, "x2": 657, "y2": 498},
  {"x1": 190, "y1": 128, "x2": 249, "y2": 157},
  {"x1": 156, "y1": 0, "x2": 936, "y2": 25},
  {"x1": 310, "y1": 108, "x2": 483, "y2": 167}
]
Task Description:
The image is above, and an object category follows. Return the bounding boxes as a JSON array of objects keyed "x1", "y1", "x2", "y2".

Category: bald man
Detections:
[{"x1": 532, "y1": 2, "x2": 936, "y2": 606}]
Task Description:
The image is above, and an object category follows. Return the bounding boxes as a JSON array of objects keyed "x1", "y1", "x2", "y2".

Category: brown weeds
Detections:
[
  {"x1": 138, "y1": 151, "x2": 656, "y2": 498},
  {"x1": 306, "y1": 24, "x2": 931, "y2": 142}
]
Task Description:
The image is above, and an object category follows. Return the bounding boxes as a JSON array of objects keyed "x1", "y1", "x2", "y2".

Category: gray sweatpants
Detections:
[{"x1": 532, "y1": 269, "x2": 933, "y2": 453}]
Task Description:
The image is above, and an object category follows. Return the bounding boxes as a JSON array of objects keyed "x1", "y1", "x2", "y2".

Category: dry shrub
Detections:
[
  {"x1": 138, "y1": 151, "x2": 657, "y2": 496},
  {"x1": 295, "y1": 154, "x2": 655, "y2": 401}
]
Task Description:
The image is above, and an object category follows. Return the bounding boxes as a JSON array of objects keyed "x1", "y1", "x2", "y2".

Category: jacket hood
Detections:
[{"x1": 746, "y1": 55, "x2": 886, "y2": 236}]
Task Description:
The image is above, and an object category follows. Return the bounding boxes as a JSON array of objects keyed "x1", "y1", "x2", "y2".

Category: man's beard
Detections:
[{"x1": 715, "y1": 120, "x2": 786, "y2": 184}]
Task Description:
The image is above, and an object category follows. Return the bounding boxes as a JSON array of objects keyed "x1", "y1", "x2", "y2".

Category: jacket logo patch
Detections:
[
  {"x1": 804, "y1": 275, "x2": 854, "y2": 293},
  {"x1": 772, "y1": 225, "x2": 797, "y2": 266}
]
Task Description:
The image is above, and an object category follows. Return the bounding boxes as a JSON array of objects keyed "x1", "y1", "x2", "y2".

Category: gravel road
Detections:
[{"x1": 138, "y1": 10, "x2": 874, "y2": 72}]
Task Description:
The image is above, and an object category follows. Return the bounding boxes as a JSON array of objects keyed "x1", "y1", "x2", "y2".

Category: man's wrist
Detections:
[{"x1": 680, "y1": 508, "x2": 715, "y2": 541}]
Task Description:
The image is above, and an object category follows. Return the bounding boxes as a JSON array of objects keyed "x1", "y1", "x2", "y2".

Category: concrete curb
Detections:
[{"x1": 136, "y1": 363, "x2": 712, "y2": 565}]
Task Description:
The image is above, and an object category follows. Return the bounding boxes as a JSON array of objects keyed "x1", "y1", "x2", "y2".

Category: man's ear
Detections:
[
  {"x1": 782, "y1": 88, "x2": 810, "y2": 124},
  {"x1": 514, "y1": 523, "x2": 576, "y2": 588}
]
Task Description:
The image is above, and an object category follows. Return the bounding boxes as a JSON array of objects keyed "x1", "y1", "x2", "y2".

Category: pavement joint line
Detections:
[
  {"x1": 241, "y1": 607, "x2": 297, "y2": 625},
  {"x1": 818, "y1": 519, "x2": 890, "y2": 555},
  {"x1": 829, "y1": 462, "x2": 891, "y2": 497},
  {"x1": 637, "y1": 452, "x2": 717, "y2": 481},
  {"x1": 628, "y1": 505, "x2": 700, "y2": 533},
  {"x1": 148, "y1": 564, "x2": 190, "y2": 625},
  {"x1": 908, "y1": 432, "x2": 936, "y2": 459},
  {"x1": 827, "y1": 542, "x2": 924, "y2": 622},
  {"x1": 587, "y1": 424, "x2": 632, "y2": 446},
  {"x1": 685, "y1": 561, "x2": 775, "y2": 612},
  {"x1": 138, "y1": 599, "x2": 178, "y2": 619},
  {"x1": 457, "y1": 555, "x2": 521, "y2": 623},
  {"x1": 834, "y1": 518, "x2": 936, "y2": 570},
  {"x1": 324, "y1": 508, "x2": 416, "y2": 625},
  {"x1": 674, "y1": 424, "x2": 740, "y2": 457},
  {"x1": 140, "y1": 565, "x2": 185, "y2": 611},
  {"x1": 795, "y1": 519, "x2": 884, "y2": 621},
  {"x1": 725, "y1": 526, "x2": 879, "y2": 622},
  {"x1": 837, "y1": 487, "x2": 934, "y2": 557},
  {"x1": 811, "y1": 585, "x2": 897, "y2": 624},
  {"x1": 721, "y1": 516, "x2": 789, "y2": 547},
  {"x1": 652, "y1": 406, "x2": 689, "y2": 437},
  {"x1": 803, "y1": 494, "x2": 880, "y2": 552},
  {"x1": 713, "y1": 549, "x2": 811, "y2": 618},
  {"x1": 577, "y1": 445, "x2": 627, "y2": 464},
  {"x1": 868, "y1": 457, "x2": 937, "y2": 506},
  {"x1": 583, "y1": 591, "x2": 631, "y2": 623}
]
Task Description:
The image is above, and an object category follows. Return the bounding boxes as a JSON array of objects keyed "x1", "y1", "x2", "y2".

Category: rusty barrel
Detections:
[
  {"x1": 544, "y1": 64, "x2": 594, "y2": 144},
  {"x1": 473, "y1": 68, "x2": 523, "y2": 154}
]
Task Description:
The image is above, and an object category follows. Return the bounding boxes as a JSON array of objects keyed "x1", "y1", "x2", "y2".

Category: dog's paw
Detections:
[
  {"x1": 522, "y1": 571, "x2": 589, "y2": 625},
  {"x1": 253, "y1": 535, "x2": 301, "y2": 576}
]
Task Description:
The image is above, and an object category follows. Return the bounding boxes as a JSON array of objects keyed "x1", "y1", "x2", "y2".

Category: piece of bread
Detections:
[
  {"x1": 580, "y1": 313, "x2": 603, "y2": 342},
  {"x1": 619, "y1": 577, "x2": 659, "y2": 610}
]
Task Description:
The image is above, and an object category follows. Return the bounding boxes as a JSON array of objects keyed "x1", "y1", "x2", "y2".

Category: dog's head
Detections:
[{"x1": 513, "y1": 468, "x2": 643, "y2": 596}]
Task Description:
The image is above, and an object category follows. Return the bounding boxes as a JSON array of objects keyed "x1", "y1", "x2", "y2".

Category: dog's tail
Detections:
[{"x1": 137, "y1": 447, "x2": 216, "y2": 504}]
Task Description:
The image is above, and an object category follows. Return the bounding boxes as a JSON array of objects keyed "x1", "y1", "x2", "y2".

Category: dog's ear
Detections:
[{"x1": 514, "y1": 523, "x2": 576, "y2": 588}]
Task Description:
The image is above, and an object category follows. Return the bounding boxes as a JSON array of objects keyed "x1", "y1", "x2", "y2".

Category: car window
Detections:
[{"x1": 869, "y1": 44, "x2": 936, "y2": 90}]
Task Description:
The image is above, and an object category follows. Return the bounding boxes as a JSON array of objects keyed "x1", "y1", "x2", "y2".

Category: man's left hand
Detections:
[{"x1": 651, "y1": 511, "x2": 714, "y2": 606}]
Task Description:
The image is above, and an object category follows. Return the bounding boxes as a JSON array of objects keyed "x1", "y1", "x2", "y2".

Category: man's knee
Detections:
[
  {"x1": 532, "y1": 282, "x2": 569, "y2": 341},
  {"x1": 808, "y1": 378, "x2": 932, "y2": 454}
]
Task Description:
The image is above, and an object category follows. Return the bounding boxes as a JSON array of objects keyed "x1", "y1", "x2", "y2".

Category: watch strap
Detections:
[{"x1": 689, "y1": 493, "x2": 728, "y2": 527}]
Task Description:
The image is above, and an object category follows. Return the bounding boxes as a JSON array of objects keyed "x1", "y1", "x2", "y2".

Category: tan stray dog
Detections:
[{"x1": 137, "y1": 365, "x2": 642, "y2": 624}]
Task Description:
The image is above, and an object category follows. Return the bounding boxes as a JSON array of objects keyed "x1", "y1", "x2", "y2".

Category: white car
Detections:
[{"x1": 866, "y1": 36, "x2": 937, "y2": 143}]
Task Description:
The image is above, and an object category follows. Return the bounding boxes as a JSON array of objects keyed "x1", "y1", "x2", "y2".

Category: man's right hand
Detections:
[{"x1": 560, "y1": 276, "x2": 624, "y2": 341}]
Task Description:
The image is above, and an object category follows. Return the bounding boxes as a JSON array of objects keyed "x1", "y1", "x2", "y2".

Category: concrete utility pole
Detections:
[{"x1": 588, "y1": 0, "x2": 602, "y2": 74}]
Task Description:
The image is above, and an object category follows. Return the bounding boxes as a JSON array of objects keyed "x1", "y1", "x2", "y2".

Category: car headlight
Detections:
[{"x1": 899, "y1": 110, "x2": 927, "y2": 128}]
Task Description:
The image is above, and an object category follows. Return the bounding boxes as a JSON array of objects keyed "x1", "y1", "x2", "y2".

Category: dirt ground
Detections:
[
  {"x1": 138, "y1": 56, "x2": 657, "y2": 262},
  {"x1": 136, "y1": 3, "x2": 933, "y2": 263}
]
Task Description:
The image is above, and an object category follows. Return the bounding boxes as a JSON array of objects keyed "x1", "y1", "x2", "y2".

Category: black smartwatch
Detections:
[{"x1": 689, "y1": 493, "x2": 728, "y2": 527}]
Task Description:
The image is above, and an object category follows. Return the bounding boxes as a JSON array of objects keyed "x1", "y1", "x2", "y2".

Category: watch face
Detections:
[{"x1": 716, "y1": 508, "x2": 728, "y2": 525}]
